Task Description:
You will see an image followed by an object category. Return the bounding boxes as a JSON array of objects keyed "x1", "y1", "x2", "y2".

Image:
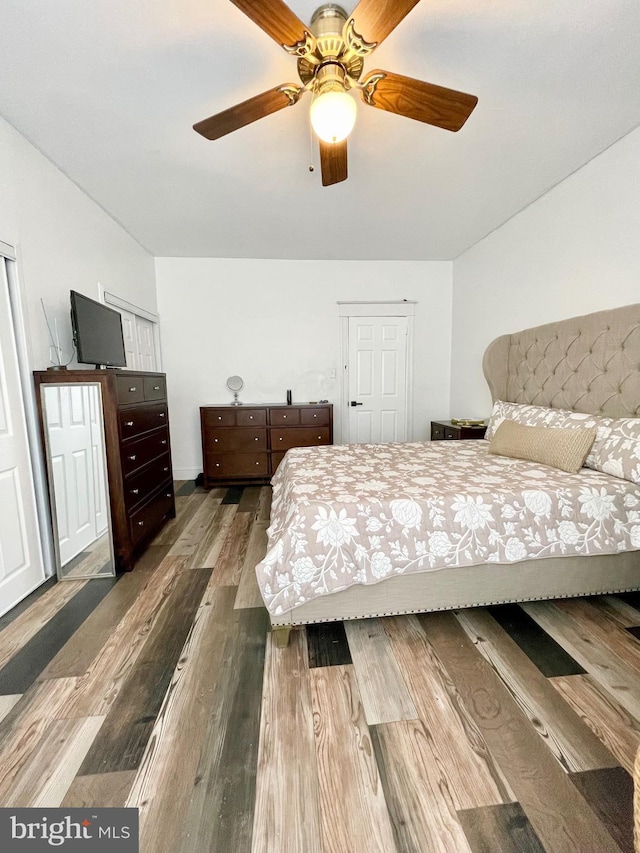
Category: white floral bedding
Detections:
[{"x1": 255, "y1": 440, "x2": 640, "y2": 616}]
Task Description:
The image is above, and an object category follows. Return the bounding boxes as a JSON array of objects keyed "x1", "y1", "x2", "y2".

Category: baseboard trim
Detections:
[{"x1": 173, "y1": 467, "x2": 201, "y2": 481}]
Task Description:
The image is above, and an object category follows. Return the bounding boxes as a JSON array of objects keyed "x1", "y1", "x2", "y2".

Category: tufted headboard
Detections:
[{"x1": 482, "y1": 304, "x2": 640, "y2": 417}]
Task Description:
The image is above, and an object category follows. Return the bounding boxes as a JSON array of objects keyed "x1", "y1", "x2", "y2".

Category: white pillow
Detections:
[
  {"x1": 589, "y1": 417, "x2": 640, "y2": 484},
  {"x1": 485, "y1": 401, "x2": 640, "y2": 483}
]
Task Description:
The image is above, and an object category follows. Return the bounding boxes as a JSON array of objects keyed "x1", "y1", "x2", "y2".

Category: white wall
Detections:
[
  {"x1": 156, "y1": 258, "x2": 452, "y2": 478},
  {"x1": 0, "y1": 116, "x2": 156, "y2": 371},
  {"x1": 451, "y1": 125, "x2": 640, "y2": 417},
  {"x1": 0, "y1": 116, "x2": 156, "y2": 583}
]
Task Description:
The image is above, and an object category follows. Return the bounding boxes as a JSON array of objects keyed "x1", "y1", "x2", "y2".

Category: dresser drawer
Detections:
[
  {"x1": 271, "y1": 426, "x2": 331, "y2": 451},
  {"x1": 300, "y1": 407, "x2": 331, "y2": 426},
  {"x1": 444, "y1": 426, "x2": 459, "y2": 440},
  {"x1": 124, "y1": 453, "x2": 172, "y2": 511},
  {"x1": 270, "y1": 408, "x2": 300, "y2": 426},
  {"x1": 431, "y1": 422, "x2": 445, "y2": 440},
  {"x1": 236, "y1": 408, "x2": 267, "y2": 426},
  {"x1": 206, "y1": 452, "x2": 269, "y2": 478},
  {"x1": 202, "y1": 408, "x2": 235, "y2": 427},
  {"x1": 130, "y1": 488, "x2": 174, "y2": 548},
  {"x1": 204, "y1": 428, "x2": 267, "y2": 453},
  {"x1": 143, "y1": 375, "x2": 166, "y2": 401},
  {"x1": 122, "y1": 427, "x2": 170, "y2": 476},
  {"x1": 119, "y1": 402, "x2": 168, "y2": 440},
  {"x1": 115, "y1": 374, "x2": 145, "y2": 404}
]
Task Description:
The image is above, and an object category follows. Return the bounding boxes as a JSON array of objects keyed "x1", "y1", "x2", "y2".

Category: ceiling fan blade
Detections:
[
  {"x1": 319, "y1": 140, "x2": 348, "y2": 186},
  {"x1": 230, "y1": 0, "x2": 308, "y2": 49},
  {"x1": 349, "y1": 0, "x2": 421, "y2": 46},
  {"x1": 193, "y1": 85, "x2": 303, "y2": 141},
  {"x1": 360, "y1": 70, "x2": 478, "y2": 131}
]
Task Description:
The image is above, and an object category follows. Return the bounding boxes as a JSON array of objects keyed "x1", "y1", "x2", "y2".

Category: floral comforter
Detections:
[{"x1": 255, "y1": 440, "x2": 640, "y2": 616}]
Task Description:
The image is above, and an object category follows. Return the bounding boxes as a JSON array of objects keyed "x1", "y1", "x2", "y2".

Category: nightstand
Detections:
[{"x1": 431, "y1": 420, "x2": 487, "y2": 441}]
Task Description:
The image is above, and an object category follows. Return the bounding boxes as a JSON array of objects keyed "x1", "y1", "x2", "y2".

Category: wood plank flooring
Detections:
[{"x1": 0, "y1": 481, "x2": 638, "y2": 852}]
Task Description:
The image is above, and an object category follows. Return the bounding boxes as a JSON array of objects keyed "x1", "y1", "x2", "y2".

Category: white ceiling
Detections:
[{"x1": 2, "y1": 0, "x2": 640, "y2": 260}]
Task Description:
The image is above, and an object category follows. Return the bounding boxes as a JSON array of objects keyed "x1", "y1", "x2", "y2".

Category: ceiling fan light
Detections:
[{"x1": 310, "y1": 90, "x2": 356, "y2": 144}]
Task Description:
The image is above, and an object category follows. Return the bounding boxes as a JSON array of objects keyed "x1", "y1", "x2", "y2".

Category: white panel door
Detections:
[
  {"x1": 347, "y1": 316, "x2": 408, "y2": 443},
  {"x1": 119, "y1": 308, "x2": 138, "y2": 369},
  {"x1": 45, "y1": 385, "x2": 98, "y2": 565},
  {"x1": 0, "y1": 262, "x2": 45, "y2": 613},
  {"x1": 135, "y1": 316, "x2": 157, "y2": 371},
  {"x1": 113, "y1": 306, "x2": 157, "y2": 371}
]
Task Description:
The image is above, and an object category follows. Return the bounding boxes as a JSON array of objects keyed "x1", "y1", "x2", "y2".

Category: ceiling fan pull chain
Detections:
[{"x1": 308, "y1": 101, "x2": 316, "y2": 173}]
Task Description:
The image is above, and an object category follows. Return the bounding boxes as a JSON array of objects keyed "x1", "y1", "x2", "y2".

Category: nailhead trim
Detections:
[{"x1": 270, "y1": 585, "x2": 640, "y2": 627}]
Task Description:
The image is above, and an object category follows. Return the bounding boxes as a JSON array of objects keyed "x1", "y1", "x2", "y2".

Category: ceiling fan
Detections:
[{"x1": 193, "y1": 0, "x2": 478, "y2": 186}]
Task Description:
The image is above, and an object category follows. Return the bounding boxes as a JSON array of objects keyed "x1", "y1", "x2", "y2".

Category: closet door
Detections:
[
  {"x1": 135, "y1": 316, "x2": 156, "y2": 370},
  {"x1": 119, "y1": 308, "x2": 139, "y2": 369},
  {"x1": 0, "y1": 260, "x2": 45, "y2": 614},
  {"x1": 114, "y1": 306, "x2": 157, "y2": 371}
]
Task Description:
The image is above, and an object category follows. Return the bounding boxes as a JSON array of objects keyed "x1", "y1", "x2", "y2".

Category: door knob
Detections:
[{"x1": 350, "y1": 401, "x2": 363, "y2": 406}]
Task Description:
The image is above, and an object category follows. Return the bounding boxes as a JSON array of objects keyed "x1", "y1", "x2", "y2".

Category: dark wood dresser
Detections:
[
  {"x1": 431, "y1": 420, "x2": 487, "y2": 441},
  {"x1": 200, "y1": 403, "x2": 333, "y2": 487},
  {"x1": 34, "y1": 369, "x2": 175, "y2": 571}
]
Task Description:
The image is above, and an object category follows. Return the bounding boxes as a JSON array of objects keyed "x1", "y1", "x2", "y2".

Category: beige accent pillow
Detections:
[{"x1": 489, "y1": 420, "x2": 597, "y2": 473}]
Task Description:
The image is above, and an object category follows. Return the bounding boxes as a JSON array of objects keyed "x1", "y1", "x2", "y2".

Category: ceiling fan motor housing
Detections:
[
  {"x1": 310, "y1": 4, "x2": 348, "y2": 55},
  {"x1": 298, "y1": 4, "x2": 365, "y2": 91}
]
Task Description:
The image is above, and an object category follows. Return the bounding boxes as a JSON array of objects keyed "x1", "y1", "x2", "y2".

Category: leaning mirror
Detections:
[
  {"x1": 226, "y1": 375, "x2": 244, "y2": 406},
  {"x1": 41, "y1": 383, "x2": 115, "y2": 579}
]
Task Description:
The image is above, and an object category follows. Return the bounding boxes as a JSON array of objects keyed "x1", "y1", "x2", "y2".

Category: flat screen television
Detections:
[{"x1": 70, "y1": 290, "x2": 127, "y2": 368}]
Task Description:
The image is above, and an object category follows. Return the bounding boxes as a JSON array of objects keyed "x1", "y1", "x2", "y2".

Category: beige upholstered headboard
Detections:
[{"x1": 482, "y1": 304, "x2": 640, "y2": 417}]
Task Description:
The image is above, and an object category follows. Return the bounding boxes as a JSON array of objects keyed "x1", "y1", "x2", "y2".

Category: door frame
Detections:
[
  {"x1": 1, "y1": 240, "x2": 55, "y2": 579},
  {"x1": 338, "y1": 301, "x2": 416, "y2": 445}
]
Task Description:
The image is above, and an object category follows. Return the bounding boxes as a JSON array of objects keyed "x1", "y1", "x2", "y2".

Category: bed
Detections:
[{"x1": 256, "y1": 304, "x2": 640, "y2": 645}]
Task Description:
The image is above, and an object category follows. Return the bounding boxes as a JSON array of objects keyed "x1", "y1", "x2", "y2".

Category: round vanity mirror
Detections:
[{"x1": 226, "y1": 375, "x2": 244, "y2": 406}]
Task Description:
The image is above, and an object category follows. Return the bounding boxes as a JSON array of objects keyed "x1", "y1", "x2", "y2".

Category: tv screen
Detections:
[{"x1": 70, "y1": 291, "x2": 127, "y2": 368}]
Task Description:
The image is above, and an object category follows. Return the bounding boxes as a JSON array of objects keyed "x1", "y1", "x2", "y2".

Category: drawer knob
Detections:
[
  {"x1": 215, "y1": 463, "x2": 220, "y2": 467},
  {"x1": 129, "y1": 386, "x2": 137, "y2": 392},
  {"x1": 279, "y1": 437, "x2": 283, "y2": 441},
  {"x1": 129, "y1": 454, "x2": 136, "y2": 461},
  {"x1": 313, "y1": 414, "x2": 317, "y2": 418},
  {"x1": 254, "y1": 437, "x2": 258, "y2": 441},
  {"x1": 138, "y1": 520, "x2": 144, "y2": 527},
  {"x1": 283, "y1": 414, "x2": 287, "y2": 418},
  {"x1": 166, "y1": 492, "x2": 172, "y2": 498},
  {"x1": 249, "y1": 416, "x2": 254, "y2": 420},
  {"x1": 161, "y1": 440, "x2": 167, "y2": 445},
  {"x1": 163, "y1": 467, "x2": 169, "y2": 472},
  {"x1": 125, "y1": 420, "x2": 134, "y2": 427},
  {"x1": 154, "y1": 385, "x2": 160, "y2": 391},
  {"x1": 131, "y1": 488, "x2": 139, "y2": 495},
  {"x1": 255, "y1": 462, "x2": 260, "y2": 466},
  {"x1": 218, "y1": 416, "x2": 222, "y2": 420},
  {"x1": 318, "y1": 435, "x2": 322, "y2": 439},
  {"x1": 159, "y1": 412, "x2": 165, "y2": 418},
  {"x1": 214, "y1": 438, "x2": 219, "y2": 443}
]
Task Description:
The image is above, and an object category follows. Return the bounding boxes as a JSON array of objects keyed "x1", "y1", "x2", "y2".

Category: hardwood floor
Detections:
[{"x1": 0, "y1": 482, "x2": 638, "y2": 852}]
